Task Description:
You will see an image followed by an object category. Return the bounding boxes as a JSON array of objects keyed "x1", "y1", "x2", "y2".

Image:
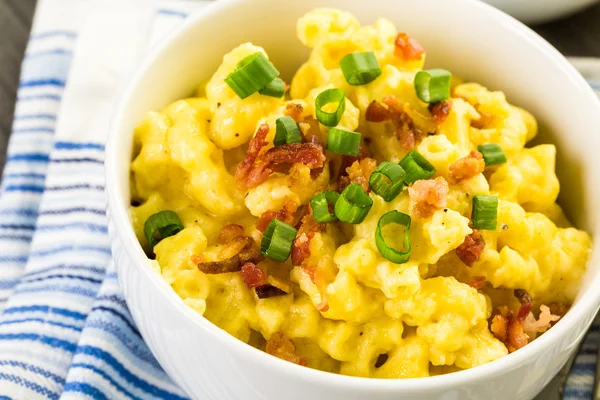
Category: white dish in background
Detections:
[
  {"x1": 482, "y1": 0, "x2": 599, "y2": 24},
  {"x1": 105, "y1": 0, "x2": 600, "y2": 399}
]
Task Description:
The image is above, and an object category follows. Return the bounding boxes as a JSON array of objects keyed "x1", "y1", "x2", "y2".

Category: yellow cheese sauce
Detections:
[{"x1": 130, "y1": 9, "x2": 592, "y2": 377}]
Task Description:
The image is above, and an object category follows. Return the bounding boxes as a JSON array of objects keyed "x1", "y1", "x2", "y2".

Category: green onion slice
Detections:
[
  {"x1": 335, "y1": 183, "x2": 373, "y2": 224},
  {"x1": 369, "y1": 162, "x2": 406, "y2": 202},
  {"x1": 310, "y1": 190, "x2": 340, "y2": 223},
  {"x1": 477, "y1": 144, "x2": 507, "y2": 166},
  {"x1": 274, "y1": 116, "x2": 302, "y2": 146},
  {"x1": 260, "y1": 219, "x2": 297, "y2": 262},
  {"x1": 258, "y1": 77, "x2": 285, "y2": 98},
  {"x1": 224, "y1": 53, "x2": 279, "y2": 100},
  {"x1": 375, "y1": 210, "x2": 412, "y2": 264},
  {"x1": 399, "y1": 150, "x2": 436, "y2": 183},
  {"x1": 340, "y1": 52, "x2": 382, "y2": 86},
  {"x1": 326, "y1": 128, "x2": 361, "y2": 156},
  {"x1": 472, "y1": 195, "x2": 498, "y2": 230},
  {"x1": 315, "y1": 88, "x2": 346, "y2": 127},
  {"x1": 144, "y1": 210, "x2": 184, "y2": 249},
  {"x1": 414, "y1": 69, "x2": 452, "y2": 103}
]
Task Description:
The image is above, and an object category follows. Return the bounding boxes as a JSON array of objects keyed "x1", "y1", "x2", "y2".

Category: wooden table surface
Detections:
[{"x1": 0, "y1": 1, "x2": 598, "y2": 399}]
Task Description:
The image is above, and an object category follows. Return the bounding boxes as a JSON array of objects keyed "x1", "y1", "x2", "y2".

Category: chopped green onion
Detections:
[
  {"x1": 274, "y1": 116, "x2": 302, "y2": 146},
  {"x1": 369, "y1": 162, "x2": 406, "y2": 202},
  {"x1": 477, "y1": 144, "x2": 507, "y2": 166},
  {"x1": 326, "y1": 128, "x2": 361, "y2": 156},
  {"x1": 315, "y1": 88, "x2": 346, "y2": 127},
  {"x1": 310, "y1": 190, "x2": 340, "y2": 223},
  {"x1": 144, "y1": 210, "x2": 184, "y2": 249},
  {"x1": 472, "y1": 195, "x2": 498, "y2": 230},
  {"x1": 260, "y1": 219, "x2": 297, "y2": 262},
  {"x1": 399, "y1": 150, "x2": 436, "y2": 183},
  {"x1": 224, "y1": 53, "x2": 279, "y2": 99},
  {"x1": 340, "y1": 52, "x2": 382, "y2": 86},
  {"x1": 258, "y1": 77, "x2": 285, "y2": 98},
  {"x1": 375, "y1": 210, "x2": 412, "y2": 264},
  {"x1": 335, "y1": 183, "x2": 373, "y2": 224},
  {"x1": 414, "y1": 69, "x2": 451, "y2": 103}
]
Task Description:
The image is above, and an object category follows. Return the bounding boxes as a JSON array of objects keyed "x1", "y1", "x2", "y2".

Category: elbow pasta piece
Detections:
[{"x1": 129, "y1": 8, "x2": 591, "y2": 378}]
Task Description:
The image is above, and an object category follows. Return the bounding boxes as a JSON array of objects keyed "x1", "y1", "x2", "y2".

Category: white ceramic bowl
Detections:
[
  {"x1": 481, "y1": 0, "x2": 599, "y2": 24},
  {"x1": 105, "y1": 0, "x2": 600, "y2": 399}
]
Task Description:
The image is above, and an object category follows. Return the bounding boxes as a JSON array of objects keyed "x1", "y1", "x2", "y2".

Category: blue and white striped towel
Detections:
[{"x1": 0, "y1": 1, "x2": 598, "y2": 399}]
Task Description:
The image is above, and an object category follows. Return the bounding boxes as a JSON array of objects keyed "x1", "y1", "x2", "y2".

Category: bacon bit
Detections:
[
  {"x1": 256, "y1": 200, "x2": 298, "y2": 232},
  {"x1": 428, "y1": 100, "x2": 452, "y2": 124},
  {"x1": 456, "y1": 230, "x2": 485, "y2": 266},
  {"x1": 292, "y1": 232, "x2": 315, "y2": 266},
  {"x1": 394, "y1": 33, "x2": 425, "y2": 61},
  {"x1": 507, "y1": 316, "x2": 529, "y2": 352},
  {"x1": 234, "y1": 124, "x2": 274, "y2": 189},
  {"x1": 284, "y1": 103, "x2": 304, "y2": 123},
  {"x1": 266, "y1": 332, "x2": 306, "y2": 366},
  {"x1": 255, "y1": 284, "x2": 288, "y2": 299},
  {"x1": 366, "y1": 100, "x2": 391, "y2": 122},
  {"x1": 490, "y1": 314, "x2": 508, "y2": 343},
  {"x1": 548, "y1": 302, "x2": 569, "y2": 318},
  {"x1": 240, "y1": 262, "x2": 266, "y2": 288},
  {"x1": 382, "y1": 95, "x2": 427, "y2": 150},
  {"x1": 448, "y1": 151, "x2": 485, "y2": 184},
  {"x1": 514, "y1": 289, "x2": 533, "y2": 320},
  {"x1": 197, "y1": 236, "x2": 263, "y2": 274},
  {"x1": 339, "y1": 158, "x2": 377, "y2": 193},
  {"x1": 468, "y1": 275, "x2": 487, "y2": 289},
  {"x1": 408, "y1": 177, "x2": 449, "y2": 219},
  {"x1": 265, "y1": 143, "x2": 326, "y2": 169},
  {"x1": 218, "y1": 224, "x2": 245, "y2": 244},
  {"x1": 524, "y1": 305, "x2": 561, "y2": 335}
]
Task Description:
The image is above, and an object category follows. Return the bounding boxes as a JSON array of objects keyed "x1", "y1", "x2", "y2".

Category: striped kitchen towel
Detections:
[{"x1": 0, "y1": 0, "x2": 598, "y2": 399}]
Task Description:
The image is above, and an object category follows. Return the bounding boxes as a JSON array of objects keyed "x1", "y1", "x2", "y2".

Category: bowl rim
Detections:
[{"x1": 106, "y1": 0, "x2": 600, "y2": 392}]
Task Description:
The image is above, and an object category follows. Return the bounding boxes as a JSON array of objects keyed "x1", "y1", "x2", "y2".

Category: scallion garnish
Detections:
[
  {"x1": 260, "y1": 219, "x2": 297, "y2": 262},
  {"x1": 326, "y1": 128, "x2": 361, "y2": 156},
  {"x1": 477, "y1": 144, "x2": 507, "y2": 166},
  {"x1": 144, "y1": 210, "x2": 184, "y2": 249},
  {"x1": 414, "y1": 69, "x2": 451, "y2": 103},
  {"x1": 335, "y1": 183, "x2": 373, "y2": 224},
  {"x1": 315, "y1": 88, "x2": 346, "y2": 127},
  {"x1": 258, "y1": 77, "x2": 286, "y2": 98},
  {"x1": 369, "y1": 162, "x2": 405, "y2": 202},
  {"x1": 399, "y1": 150, "x2": 436, "y2": 183},
  {"x1": 274, "y1": 116, "x2": 302, "y2": 146},
  {"x1": 310, "y1": 190, "x2": 340, "y2": 223},
  {"x1": 340, "y1": 52, "x2": 382, "y2": 86},
  {"x1": 375, "y1": 210, "x2": 412, "y2": 264},
  {"x1": 224, "y1": 53, "x2": 279, "y2": 99},
  {"x1": 472, "y1": 195, "x2": 498, "y2": 230}
]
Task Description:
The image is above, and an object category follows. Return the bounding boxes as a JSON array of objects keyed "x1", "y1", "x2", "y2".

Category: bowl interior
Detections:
[{"x1": 108, "y1": 0, "x2": 600, "y2": 378}]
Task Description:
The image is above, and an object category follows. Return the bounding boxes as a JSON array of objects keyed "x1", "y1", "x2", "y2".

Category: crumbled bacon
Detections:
[
  {"x1": 284, "y1": 103, "x2": 304, "y2": 123},
  {"x1": 218, "y1": 224, "x2": 245, "y2": 244},
  {"x1": 428, "y1": 100, "x2": 452, "y2": 124},
  {"x1": 382, "y1": 95, "x2": 427, "y2": 150},
  {"x1": 490, "y1": 314, "x2": 508, "y2": 343},
  {"x1": 408, "y1": 177, "x2": 449, "y2": 218},
  {"x1": 394, "y1": 33, "x2": 425, "y2": 61},
  {"x1": 468, "y1": 275, "x2": 487, "y2": 290},
  {"x1": 240, "y1": 262, "x2": 266, "y2": 288},
  {"x1": 448, "y1": 151, "x2": 485, "y2": 184},
  {"x1": 265, "y1": 143, "x2": 326, "y2": 169},
  {"x1": 514, "y1": 289, "x2": 533, "y2": 320},
  {"x1": 338, "y1": 158, "x2": 377, "y2": 193},
  {"x1": 255, "y1": 284, "x2": 288, "y2": 299},
  {"x1": 366, "y1": 100, "x2": 391, "y2": 122},
  {"x1": 266, "y1": 332, "x2": 306, "y2": 366},
  {"x1": 292, "y1": 212, "x2": 325, "y2": 266},
  {"x1": 234, "y1": 124, "x2": 273, "y2": 189},
  {"x1": 256, "y1": 200, "x2": 298, "y2": 232},
  {"x1": 506, "y1": 315, "x2": 529, "y2": 352},
  {"x1": 456, "y1": 229, "x2": 485, "y2": 266},
  {"x1": 523, "y1": 305, "x2": 561, "y2": 335},
  {"x1": 196, "y1": 236, "x2": 263, "y2": 274}
]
